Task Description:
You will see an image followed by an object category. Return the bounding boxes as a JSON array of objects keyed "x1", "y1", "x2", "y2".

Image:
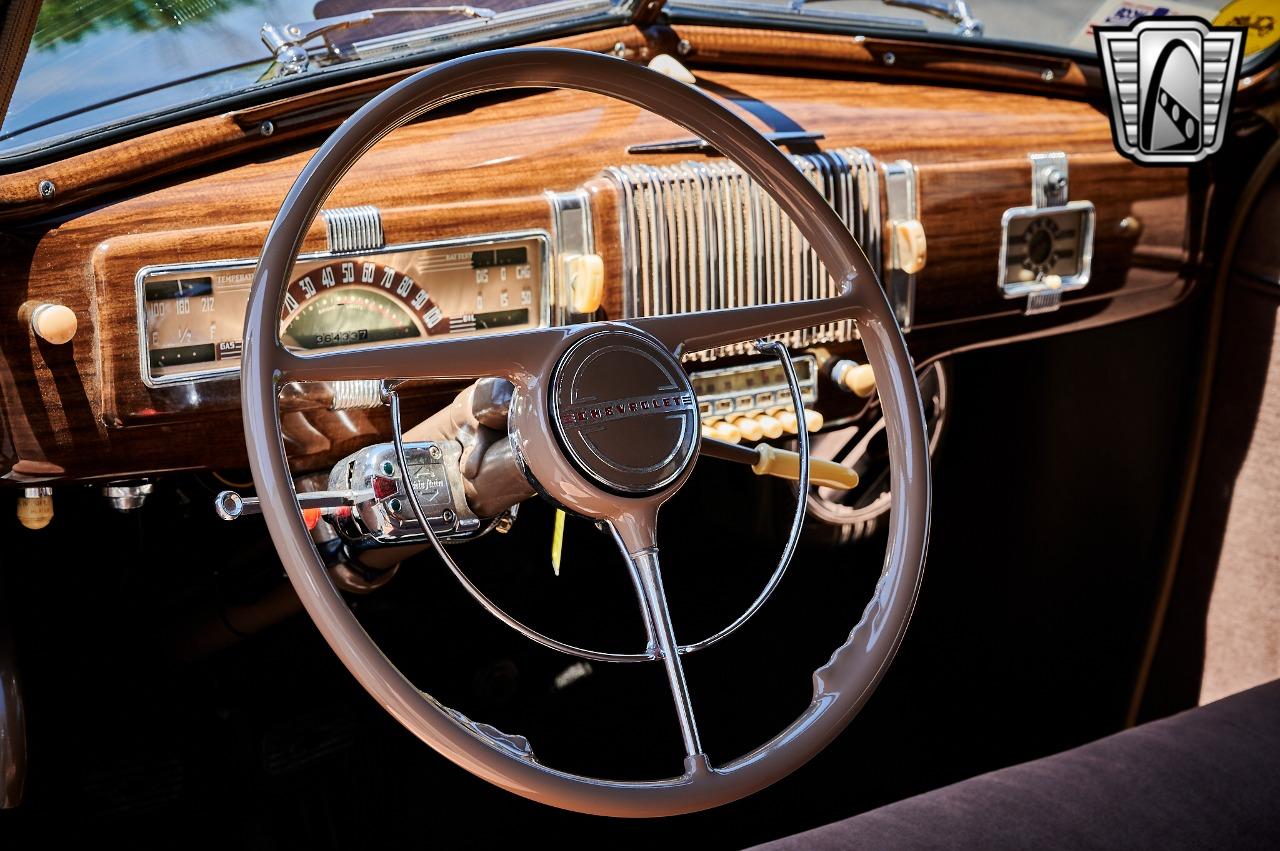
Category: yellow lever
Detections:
[
  {"x1": 551, "y1": 509, "x2": 566, "y2": 576},
  {"x1": 751, "y1": 443, "x2": 860, "y2": 490}
]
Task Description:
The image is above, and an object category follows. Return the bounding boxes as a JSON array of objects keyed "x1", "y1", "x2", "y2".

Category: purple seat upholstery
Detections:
[{"x1": 750, "y1": 680, "x2": 1280, "y2": 850}]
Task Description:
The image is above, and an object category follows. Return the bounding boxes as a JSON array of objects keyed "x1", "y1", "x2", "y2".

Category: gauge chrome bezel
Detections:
[
  {"x1": 134, "y1": 229, "x2": 551, "y2": 388},
  {"x1": 995, "y1": 201, "x2": 1095, "y2": 299}
]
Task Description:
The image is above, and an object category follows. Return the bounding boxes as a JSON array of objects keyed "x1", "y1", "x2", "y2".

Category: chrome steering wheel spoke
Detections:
[{"x1": 614, "y1": 528, "x2": 706, "y2": 761}]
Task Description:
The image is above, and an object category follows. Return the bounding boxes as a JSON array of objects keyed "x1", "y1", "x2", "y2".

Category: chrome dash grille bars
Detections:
[{"x1": 602, "y1": 148, "x2": 882, "y2": 359}]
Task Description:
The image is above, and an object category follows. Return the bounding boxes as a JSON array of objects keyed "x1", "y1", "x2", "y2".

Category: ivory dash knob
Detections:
[
  {"x1": 833, "y1": 360, "x2": 877, "y2": 398},
  {"x1": 31, "y1": 303, "x2": 77, "y2": 344},
  {"x1": 17, "y1": 487, "x2": 53, "y2": 530}
]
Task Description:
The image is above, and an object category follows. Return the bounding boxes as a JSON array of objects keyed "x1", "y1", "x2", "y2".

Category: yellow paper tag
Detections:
[{"x1": 1216, "y1": 0, "x2": 1280, "y2": 55}]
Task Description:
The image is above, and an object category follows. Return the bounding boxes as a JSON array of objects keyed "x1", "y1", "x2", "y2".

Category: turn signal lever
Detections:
[{"x1": 214, "y1": 488, "x2": 373, "y2": 520}]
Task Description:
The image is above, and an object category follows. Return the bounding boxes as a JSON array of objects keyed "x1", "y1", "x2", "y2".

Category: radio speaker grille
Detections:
[{"x1": 602, "y1": 148, "x2": 881, "y2": 359}]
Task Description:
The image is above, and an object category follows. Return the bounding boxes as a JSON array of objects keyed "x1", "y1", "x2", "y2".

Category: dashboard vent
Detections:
[{"x1": 602, "y1": 148, "x2": 881, "y2": 359}]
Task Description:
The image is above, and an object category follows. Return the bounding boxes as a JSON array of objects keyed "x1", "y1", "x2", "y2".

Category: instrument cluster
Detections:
[{"x1": 137, "y1": 232, "x2": 547, "y2": 386}]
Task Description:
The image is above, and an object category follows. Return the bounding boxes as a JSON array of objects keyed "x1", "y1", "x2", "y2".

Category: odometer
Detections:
[{"x1": 137, "y1": 232, "x2": 547, "y2": 385}]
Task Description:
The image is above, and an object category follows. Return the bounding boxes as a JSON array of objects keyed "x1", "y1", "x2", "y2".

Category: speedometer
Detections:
[
  {"x1": 136, "y1": 232, "x2": 547, "y2": 386},
  {"x1": 281, "y1": 263, "x2": 425, "y2": 350}
]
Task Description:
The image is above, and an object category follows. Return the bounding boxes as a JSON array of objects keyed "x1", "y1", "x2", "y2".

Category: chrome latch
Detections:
[
  {"x1": 1030, "y1": 152, "x2": 1069, "y2": 209},
  {"x1": 261, "y1": 7, "x2": 496, "y2": 76}
]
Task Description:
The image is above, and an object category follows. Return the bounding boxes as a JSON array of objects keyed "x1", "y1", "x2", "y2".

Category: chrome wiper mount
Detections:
[
  {"x1": 262, "y1": 6, "x2": 498, "y2": 76},
  {"x1": 884, "y1": 0, "x2": 982, "y2": 36}
]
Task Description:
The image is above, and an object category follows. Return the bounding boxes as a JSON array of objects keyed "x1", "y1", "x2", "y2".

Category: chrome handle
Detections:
[{"x1": 214, "y1": 488, "x2": 374, "y2": 521}]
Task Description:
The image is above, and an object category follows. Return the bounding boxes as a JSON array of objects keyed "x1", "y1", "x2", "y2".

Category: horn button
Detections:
[{"x1": 550, "y1": 330, "x2": 700, "y2": 495}]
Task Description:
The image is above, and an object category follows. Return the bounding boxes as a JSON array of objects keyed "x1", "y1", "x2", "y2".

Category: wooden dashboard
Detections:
[{"x1": 0, "y1": 24, "x2": 1196, "y2": 483}]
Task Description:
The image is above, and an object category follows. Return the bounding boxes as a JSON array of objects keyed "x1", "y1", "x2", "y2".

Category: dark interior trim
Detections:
[{"x1": 1125, "y1": 133, "x2": 1280, "y2": 726}]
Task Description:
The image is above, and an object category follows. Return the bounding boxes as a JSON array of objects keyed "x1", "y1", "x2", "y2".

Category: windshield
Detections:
[{"x1": 1, "y1": 0, "x2": 623, "y2": 158}]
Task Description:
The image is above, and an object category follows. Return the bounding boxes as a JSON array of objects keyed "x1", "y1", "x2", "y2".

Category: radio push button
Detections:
[
  {"x1": 710, "y1": 419, "x2": 742, "y2": 444},
  {"x1": 771, "y1": 407, "x2": 823, "y2": 435},
  {"x1": 755, "y1": 413, "x2": 784, "y2": 440},
  {"x1": 727, "y1": 414, "x2": 764, "y2": 442}
]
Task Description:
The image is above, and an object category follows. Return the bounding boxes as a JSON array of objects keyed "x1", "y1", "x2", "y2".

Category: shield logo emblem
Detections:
[{"x1": 1096, "y1": 17, "x2": 1246, "y2": 165}]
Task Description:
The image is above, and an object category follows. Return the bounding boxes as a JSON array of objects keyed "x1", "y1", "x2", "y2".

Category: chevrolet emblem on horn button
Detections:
[{"x1": 550, "y1": 330, "x2": 701, "y2": 496}]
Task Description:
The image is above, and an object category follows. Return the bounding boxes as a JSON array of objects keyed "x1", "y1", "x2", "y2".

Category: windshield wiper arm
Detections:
[
  {"x1": 790, "y1": 0, "x2": 983, "y2": 38},
  {"x1": 262, "y1": 6, "x2": 497, "y2": 76}
]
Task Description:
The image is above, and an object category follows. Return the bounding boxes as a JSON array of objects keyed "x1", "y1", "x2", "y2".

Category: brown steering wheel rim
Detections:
[{"x1": 241, "y1": 47, "x2": 931, "y2": 817}]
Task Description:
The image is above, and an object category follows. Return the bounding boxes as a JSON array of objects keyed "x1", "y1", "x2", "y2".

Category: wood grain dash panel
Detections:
[{"x1": 0, "y1": 61, "x2": 1197, "y2": 481}]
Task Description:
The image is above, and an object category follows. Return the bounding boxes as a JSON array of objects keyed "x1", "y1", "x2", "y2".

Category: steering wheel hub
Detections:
[{"x1": 550, "y1": 329, "x2": 699, "y2": 495}]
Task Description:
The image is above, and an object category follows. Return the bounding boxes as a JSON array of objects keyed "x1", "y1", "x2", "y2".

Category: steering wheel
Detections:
[{"x1": 242, "y1": 47, "x2": 930, "y2": 817}]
